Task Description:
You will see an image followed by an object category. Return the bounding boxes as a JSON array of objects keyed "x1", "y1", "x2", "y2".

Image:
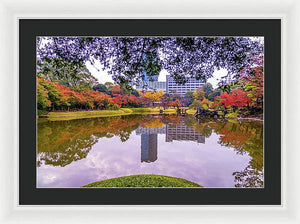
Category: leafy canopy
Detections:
[
  {"x1": 37, "y1": 57, "x2": 97, "y2": 92},
  {"x1": 37, "y1": 37, "x2": 263, "y2": 87}
]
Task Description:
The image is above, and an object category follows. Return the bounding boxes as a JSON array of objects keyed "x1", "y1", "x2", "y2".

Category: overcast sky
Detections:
[{"x1": 86, "y1": 61, "x2": 228, "y2": 89}]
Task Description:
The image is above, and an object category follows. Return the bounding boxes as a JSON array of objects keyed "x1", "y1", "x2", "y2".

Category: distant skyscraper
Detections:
[
  {"x1": 142, "y1": 70, "x2": 159, "y2": 82},
  {"x1": 166, "y1": 75, "x2": 205, "y2": 95},
  {"x1": 136, "y1": 81, "x2": 166, "y2": 92},
  {"x1": 141, "y1": 134, "x2": 158, "y2": 163},
  {"x1": 136, "y1": 54, "x2": 166, "y2": 92},
  {"x1": 136, "y1": 70, "x2": 166, "y2": 92}
]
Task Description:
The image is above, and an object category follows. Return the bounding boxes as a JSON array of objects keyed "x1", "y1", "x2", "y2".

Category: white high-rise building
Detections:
[{"x1": 166, "y1": 75, "x2": 205, "y2": 95}]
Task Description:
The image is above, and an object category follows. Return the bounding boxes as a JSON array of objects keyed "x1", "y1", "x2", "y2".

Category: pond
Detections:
[{"x1": 37, "y1": 114, "x2": 263, "y2": 188}]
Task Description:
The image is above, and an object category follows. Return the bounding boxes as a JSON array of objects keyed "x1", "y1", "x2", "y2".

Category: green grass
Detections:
[
  {"x1": 82, "y1": 174, "x2": 203, "y2": 188},
  {"x1": 43, "y1": 107, "x2": 177, "y2": 121},
  {"x1": 129, "y1": 108, "x2": 153, "y2": 113},
  {"x1": 129, "y1": 107, "x2": 177, "y2": 114},
  {"x1": 47, "y1": 110, "x2": 128, "y2": 121}
]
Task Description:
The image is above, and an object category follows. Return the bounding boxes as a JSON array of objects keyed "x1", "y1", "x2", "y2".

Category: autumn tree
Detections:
[
  {"x1": 190, "y1": 100, "x2": 201, "y2": 109},
  {"x1": 242, "y1": 66, "x2": 263, "y2": 109},
  {"x1": 168, "y1": 99, "x2": 182, "y2": 109},
  {"x1": 160, "y1": 94, "x2": 170, "y2": 109},
  {"x1": 111, "y1": 94, "x2": 128, "y2": 108},
  {"x1": 219, "y1": 89, "x2": 251, "y2": 110},
  {"x1": 199, "y1": 98, "x2": 211, "y2": 109},
  {"x1": 39, "y1": 79, "x2": 62, "y2": 110},
  {"x1": 193, "y1": 87, "x2": 205, "y2": 101},
  {"x1": 142, "y1": 90, "x2": 164, "y2": 107},
  {"x1": 55, "y1": 83, "x2": 73, "y2": 110},
  {"x1": 127, "y1": 95, "x2": 139, "y2": 107},
  {"x1": 37, "y1": 78, "x2": 51, "y2": 110}
]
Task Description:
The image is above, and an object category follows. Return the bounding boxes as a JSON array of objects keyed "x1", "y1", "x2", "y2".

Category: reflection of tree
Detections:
[
  {"x1": 38, "y1": 136, "x2": 97, "y2": 167},
  {"x1": 119, "y1": 130, "x2": 132, "y2": 142},
  {"x1": 160, "y1": 115, "x2": 181, "y2": 124},
  {"x1": 144, "y1": 116, "x2": 263, "y2": 187},
  {"x1": 233, "y1": 165, "x2": 264, "y2": 188},
  {"x1": 209, "y1": 120, "x2": 264, "y2": 188},
  {"x1": 37, "y1": 115, "x2": 147, "y2": 167},
  {"x1": 183, "y1": 116, "x2": 213, "y2": 138},
  {"x1": 38, "y1": 115, "x2": 264, "y2": 188},
  {"x1": 142, "y1": 118, "x2": 164, "y2": 128}
]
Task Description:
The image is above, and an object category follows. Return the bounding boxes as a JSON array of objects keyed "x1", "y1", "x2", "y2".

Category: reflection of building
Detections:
[
  {"x1": 141, "y1": 134, "x2": 158, "y2": 162},
  {"x1": 166, "y1": 122, "x2": 205, "y2": 143},
  {"x1": 137, "y1": 121, "x2": 205, "y2": 163},
  {"x1": 166, "y1": 75, "x2": 205, "y2": 95},
  {"x1": 135, "y1": 126, "x2": 166, "y2": 135},
  {"x1": 136, "y1": 126, "x2": 164, "y2": 163}
]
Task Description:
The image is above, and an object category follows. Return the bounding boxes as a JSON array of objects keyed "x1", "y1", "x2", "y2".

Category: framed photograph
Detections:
[
  {"x1": 3, "y1": 0, "x2": 300, "y2": 223},
  {"x1": 19, "y1": 19, "x2": 280, "y2": 205}
]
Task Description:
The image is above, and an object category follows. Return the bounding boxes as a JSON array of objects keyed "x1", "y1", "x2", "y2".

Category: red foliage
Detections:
[
  {"x1": 243, "y1": 66, "x2": 264, "y2": 104},
  {"x1": 112, "y1": 94, "x2": 128, "y2": 107},
  {"x1": 37, "y1": 77, "x2": 159, "y2": 111},
  {"x1": 219, "y1": 89, "x2": 251, "y2": 108},
  {"x1": 168, "y1": 99, "x2": 182, "y2": 108}
]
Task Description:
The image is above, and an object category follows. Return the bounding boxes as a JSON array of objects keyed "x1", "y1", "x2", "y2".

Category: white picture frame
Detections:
[{"x1": 0, "y1": 0, "x2": 299, "y2": 223}]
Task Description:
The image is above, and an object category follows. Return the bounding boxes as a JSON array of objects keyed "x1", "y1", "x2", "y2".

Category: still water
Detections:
[{"x1": 37, "y1": 115, "x2": 263, "y2": 188}]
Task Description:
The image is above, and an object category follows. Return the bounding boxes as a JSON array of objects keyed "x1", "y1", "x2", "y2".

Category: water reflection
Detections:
[
  {"x1": 141, "y1": 134, "x2": 158, "y2": 163},
  {"x1": 37, "y1": 115, "x2": 263, "y2": 188},
  {"x1": 166, "y1": 121, "x2": 205, "y2": 143}
]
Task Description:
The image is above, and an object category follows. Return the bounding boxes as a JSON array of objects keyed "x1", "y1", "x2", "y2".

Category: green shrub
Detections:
[
  {"x1": 226, "y1": 112, "x2": 239, "y2": 119},
  {"x1": 108, "y1": 104, "x2": 120, "y2": 110},
  {"x1": 37, "y1": 110, "x2": 48, "y2": 116},
  {"x1": 217, "y1": 110, "x2": 223, "y2": 115}
]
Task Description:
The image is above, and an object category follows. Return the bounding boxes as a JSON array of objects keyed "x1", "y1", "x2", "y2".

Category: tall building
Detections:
[
  {"x1": 141, "y1": 70, "x2": 159, "y2": 82},
  {"x1": 136, "y1": 63, "x2": 167, "y2": 92},
  {"x1": 166, "y1": 75, "x2": 205, "y2": 95},
  {"x1": 136, "y1": 81, "x2": 166, "y2": 92},
  {"x1": 141, "y1": 134, "x2": 158, "y2": 163}
]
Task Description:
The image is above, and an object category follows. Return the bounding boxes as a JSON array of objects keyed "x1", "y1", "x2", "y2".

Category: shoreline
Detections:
[
  {"x1": 237, "y1": 117, "x2": 264, "y2": 122},
  {"x1": 39, "y1": 108, "x2": 194, "y2": 121},
  {"x1": 38, "y1": 108, "x2": 263, "y2": 122}
]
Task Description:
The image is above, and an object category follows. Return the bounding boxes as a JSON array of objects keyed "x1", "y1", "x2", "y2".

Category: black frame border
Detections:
[{"x1": 19, "y1": 19, "x2": 281, "y2": 205}]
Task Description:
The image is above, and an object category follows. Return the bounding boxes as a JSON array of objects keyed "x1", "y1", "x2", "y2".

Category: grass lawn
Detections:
[
  {"x1": 46, "y1": 109, "x2": 129, "y2": 121},
  {"x1": 82, "y1": 174, "x2": 203, "y2": 188},
  {"x1": 43, "y1": 108, "x2": 178, "y2": 121}
]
